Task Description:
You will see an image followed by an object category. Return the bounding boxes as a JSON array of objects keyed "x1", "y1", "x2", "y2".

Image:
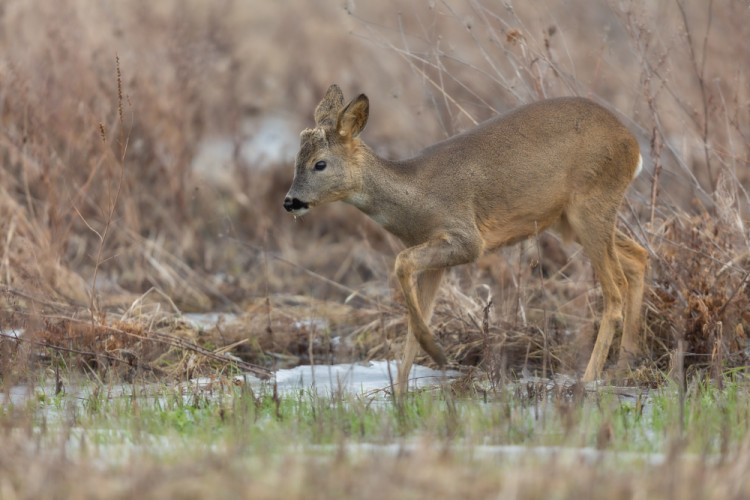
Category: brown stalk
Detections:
[{"x1": 87, "y1": 55, "x2": 129, "y2": 333}]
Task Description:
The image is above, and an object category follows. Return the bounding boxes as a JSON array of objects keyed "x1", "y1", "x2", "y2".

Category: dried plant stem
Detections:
[
  {"x1": 676, "y1": 0, "x2": 715, "y2": 191},
  {"x1": 0, "y1": 331, "x2": 164, "y2": 375},
  {"x1": 534, "y1": 223, "x2": 549, "y2": 379},
  {"x1": 88, "y1": 55, "x2": 129, "y2": 331},
  {"x1": 36, "y1": 314, "x2": 273, "y2": 379}
]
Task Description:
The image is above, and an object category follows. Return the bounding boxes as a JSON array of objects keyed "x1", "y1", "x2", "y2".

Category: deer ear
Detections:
[
  {"x1": 336, "y1": 94, "x2": 369, "y2": 139},
  {"x1": 314, "y1": 84, "x2": 345, "y2": 127}
]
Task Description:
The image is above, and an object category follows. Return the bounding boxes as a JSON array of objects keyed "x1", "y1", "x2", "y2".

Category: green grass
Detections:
[
  {"x1": 7, "y1": 372, "x2": 750, "y2": 462},
  {"x1": 5, "y1": 372, "x2": 750, "y2": 498}
]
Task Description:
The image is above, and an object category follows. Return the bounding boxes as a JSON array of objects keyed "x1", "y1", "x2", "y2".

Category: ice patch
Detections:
[
  {"x1": 181, "y1": 312, "x2": 236, "y2": 329},
  {"x1": 266, "y1": 361, "x2": 458, "y2": 395},
  {"x1": 292, "y1": 318, "x2": 330, "y2": 331},
  {"x1": 1, "y1": 328, "x2": 24, "y2": 338}
]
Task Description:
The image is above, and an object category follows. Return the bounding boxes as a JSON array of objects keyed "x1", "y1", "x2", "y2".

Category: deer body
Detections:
[{"x1": 285, "y1": 84, "x2": 647, "y2": 389}]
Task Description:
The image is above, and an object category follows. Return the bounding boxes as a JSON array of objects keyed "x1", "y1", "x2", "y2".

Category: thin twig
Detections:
[
  {"x1": 231, "y1": 237, "x2": 397, "y2": 312},
  {"x1": 0, "y1": 331, "x2": 165, "y2": 375}
]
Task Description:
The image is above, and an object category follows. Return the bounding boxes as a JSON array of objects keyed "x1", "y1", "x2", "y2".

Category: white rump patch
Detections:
[{"x1": 634, "y1": 153, "x2": 643, "y2": 178}]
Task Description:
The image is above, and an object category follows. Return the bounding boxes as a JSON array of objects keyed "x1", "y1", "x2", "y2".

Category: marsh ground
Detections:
[{"x1": 1, "y1": 0, "x2": 749, "y2": 498}]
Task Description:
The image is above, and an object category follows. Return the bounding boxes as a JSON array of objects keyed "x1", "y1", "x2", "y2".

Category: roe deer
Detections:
[{"x1": 284, "y1": 84, "x2": 647, "y2": 390}]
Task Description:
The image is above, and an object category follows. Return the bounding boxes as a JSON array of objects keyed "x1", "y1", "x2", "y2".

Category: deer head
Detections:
[{"x1": 283, "y1": 84, "x2": 369, "y2": 215}]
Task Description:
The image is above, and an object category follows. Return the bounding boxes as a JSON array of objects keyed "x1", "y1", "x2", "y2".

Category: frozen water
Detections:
[
  {"x1": 181, "y1": 312, "x2": 236, "y2": 330},
  {"x1": 268, "y1": 361, "x2": 458, "y2": 395}
]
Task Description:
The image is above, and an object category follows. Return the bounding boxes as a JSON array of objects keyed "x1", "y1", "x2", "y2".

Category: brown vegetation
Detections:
[
  {"x1": 3, "y1": 432, "x2": 750, "y2": 499},
  {"x1": 0, "y1": 0, "x2": 747, "y2": 386}
]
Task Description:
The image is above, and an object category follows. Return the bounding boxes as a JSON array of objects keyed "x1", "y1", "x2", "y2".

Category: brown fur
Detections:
[{"x1": 285, "y1": 84, "x2": 647, "y2": 390}]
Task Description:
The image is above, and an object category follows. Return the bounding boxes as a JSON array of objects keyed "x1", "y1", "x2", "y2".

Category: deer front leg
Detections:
[
  {"x1": 394, "y1": 233, "x2": 482, "y2": 383},
  {"x1": 396, "y1": 269, "x2": 444, "y2": 392}
]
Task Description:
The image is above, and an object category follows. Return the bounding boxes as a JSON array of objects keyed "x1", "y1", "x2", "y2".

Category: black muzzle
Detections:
[{"x1": 283, "y1": 197, "x2": 308, "y2": 212}]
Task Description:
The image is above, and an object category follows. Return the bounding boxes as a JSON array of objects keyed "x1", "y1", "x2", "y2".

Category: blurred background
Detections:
[{"x1": 0, "y1": 0, "x2": 747, "y2": 379}]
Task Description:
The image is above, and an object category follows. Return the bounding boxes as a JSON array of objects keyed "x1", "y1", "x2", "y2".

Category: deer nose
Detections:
[{"x1": 283, "y1": 197, "x2": 308, "y2": 212}]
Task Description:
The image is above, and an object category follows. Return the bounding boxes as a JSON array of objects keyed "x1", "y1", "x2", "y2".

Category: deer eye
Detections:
[{"x1": 314, "y1": 161, "x2": 327, "y2": 171}]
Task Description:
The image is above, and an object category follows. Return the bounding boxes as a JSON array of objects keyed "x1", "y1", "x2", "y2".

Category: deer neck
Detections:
[{"x1": 344, "y1": 146, "x2": 417, "y2": 235}]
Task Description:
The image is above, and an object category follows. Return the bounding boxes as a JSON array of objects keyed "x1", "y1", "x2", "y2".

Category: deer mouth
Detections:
[{"x1": 283, "y1": 197, "x2": 310, "y2": 215}]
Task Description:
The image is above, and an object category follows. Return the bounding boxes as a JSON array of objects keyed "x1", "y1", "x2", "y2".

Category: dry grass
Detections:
[
  {"x1": 7, "y1": 4, "x2": 750, "y2": 497},
  {"x1": 0, "y1": 0, "x2": 747, "y2": 388},
  {"x1": 2, "y1": 434, "x2": 750, "y2": 499}
]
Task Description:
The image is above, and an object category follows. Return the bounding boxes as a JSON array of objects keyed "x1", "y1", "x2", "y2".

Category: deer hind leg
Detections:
[
  {"x1": 568, "y1": 208, "x2": 628, "y2": 382},
  {"x1": 394, "y1": 233, "x2": 482, "y2": 385},
  {"x1": 396, "y1": 269, "x2": 444, "y2": 392},
  {"x1": 614, "y1": 229, "x2": 647, "y2": 370}
]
